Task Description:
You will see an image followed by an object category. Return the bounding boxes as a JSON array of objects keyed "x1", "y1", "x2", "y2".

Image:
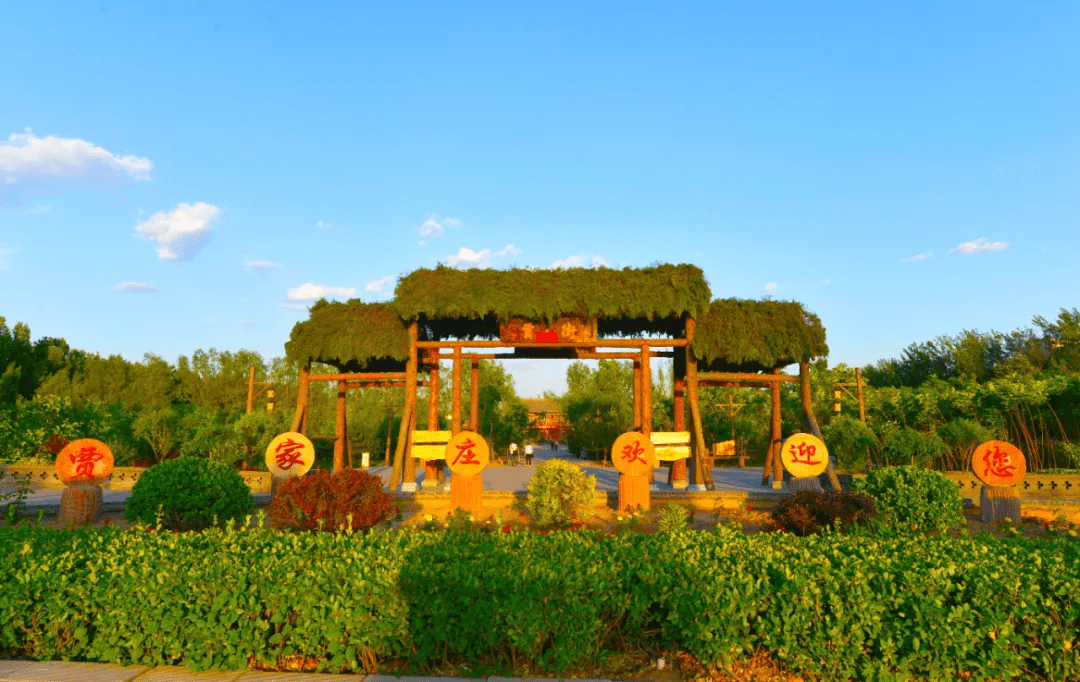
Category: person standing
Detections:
[
  {"x1": 524, "y1": 443, "x2": 533, "y2": 465},
  {"x1": 509, "y1": 441, "x2": 518, "y2": 465}
]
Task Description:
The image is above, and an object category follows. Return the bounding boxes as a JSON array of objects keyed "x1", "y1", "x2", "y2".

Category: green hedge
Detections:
[{"x1": 3, "y1": 525, "x2": 1077, "y2": 680}]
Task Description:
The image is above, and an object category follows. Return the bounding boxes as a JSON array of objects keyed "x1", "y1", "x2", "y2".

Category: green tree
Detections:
[{"x1": 132, "y1": 406, "x2": 181, "y2": 463}]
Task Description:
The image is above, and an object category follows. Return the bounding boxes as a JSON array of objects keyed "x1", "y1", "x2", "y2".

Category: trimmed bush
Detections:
[
  {"x1": 850, "y1": 465, "x2": 965, "y2": 534},
  {"x1": 267, "y1": 469, "x2": 393, "y2": 533},
  {"x1": 525, "y1": 459, "x2": 596, "y2": 527},
  {"x1": 770, "y1": 490, "x2": 878, "y2": 536},
  {"x1": 124, "y1": 456, "x2": 254, "y2": 531}
]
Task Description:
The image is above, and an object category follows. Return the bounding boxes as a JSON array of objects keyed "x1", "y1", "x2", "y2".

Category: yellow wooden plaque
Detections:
[
  {"x1": 972, "y1": 441, "x2": 1026, "y2": 487},
  {"x1": 445, "y1": 431, "x2": 490, "y2": 477},
  {"x1": 56, "y1": 438, "x2": 114, "y2": 485},
  {"x1": 265, "y1": 432, "x2": 316, "y2": 478},
  {"x1": 781, "y1": 433, "x2": 829, "y2": 478},
  {"x1": 612, "y1": 432, "x2": 655, "y2": 477}
]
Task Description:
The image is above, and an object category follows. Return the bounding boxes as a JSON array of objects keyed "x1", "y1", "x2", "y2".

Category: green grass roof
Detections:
[
  {"x1": 693, "y1": 298, "x2": 828, "y2": 372},
  {"x1": 284, "y1": 300, "x2": 409, "y2": 372},
  {"x1": 392, "y1": 264, "x2": 712, "y2": 331}
]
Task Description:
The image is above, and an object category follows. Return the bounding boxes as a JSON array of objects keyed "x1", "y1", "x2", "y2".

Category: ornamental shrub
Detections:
[
  {"x1": 267, "y1": 468, "x2": 393, "y2": 533},
  {"x1": 770, "y1": 490, "x2": 878, "y2": 536},
  {"x1": 525, "y1": 459, "x2": 596, "y2": 527},
  {"x1": 124, "y1": 456, "x2": 254, "y2": 531},
  {"x1": 656, "y1": 503, "x2": 691, "y2": 533},
  {"x1": 850, "y1": 465, "x2": 965, "y2": 534}
]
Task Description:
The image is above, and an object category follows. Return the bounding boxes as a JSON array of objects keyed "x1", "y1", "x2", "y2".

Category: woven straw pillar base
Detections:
[
  {"x1": 789, "y1": 476, "x2": 824, "y2": 493},
  {"x1": 618, "y1": 474, "x2": 650, "y2": 512},
  {"x1": 980, "y1": 484, "x2": 1021, "y2": 524},
  {"x1": 449, "y1": 474, "x2": 482, "y2": 514},
  {"x1": 58, "y1": 484, "x2": 103, "y2": 527}
]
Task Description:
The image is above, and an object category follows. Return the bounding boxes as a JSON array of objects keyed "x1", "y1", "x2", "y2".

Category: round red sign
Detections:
[
  {"x1": 55, "y1": 438, "x2": 114, "y2": 485},
  {"x1": 611, "y1": 432, "x2": 655, "y2": 477},
  {"x1": 972, "y1": 441, "x2": 1026, "y2": 487}
]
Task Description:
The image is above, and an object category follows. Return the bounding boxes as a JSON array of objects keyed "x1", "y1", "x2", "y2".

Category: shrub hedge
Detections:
[{"x1": 2, "y1": 524, "x2": 1077, "y2": 680}]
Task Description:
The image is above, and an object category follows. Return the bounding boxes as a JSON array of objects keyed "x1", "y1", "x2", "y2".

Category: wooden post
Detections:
[
  {"x1": 769, "y1": 369, "x2": 783, "y2": 489},
  {"x1": 452, "y1": 346, "x2": 462, "y2": 434},
  {"x1": 855, "y1": 367, "x2": 867, "y2": 424},
  {"x1": 800, "y1": 361, "x2": 843, "y2": 491},
  {"x1": 290, "y1": 365, "x2": 310, "y2": 434},
  {"x1": 641, "y1": 344, "x2": 653, "y2": 483},
  {"x1": 685, "y1": 318, "x2": 710, "y2": 489},
  {"x1": 633, "y1": 359, "x2": 642, "y2": 430},
  {"x1": 469, "y1": 360, "x2": 479, "y2": 431},
  {"x1": 392, "y1": 322, "x2": 419, "y2": 491},
  {"x1": 426, "y1": 350, "x2": 443, "y2": 488},
  {"x1": 246, "y1": 366, "x2": 256, "y2": 414},
  {"x1": 670, "y1": 351, "x2": 688, "y2": 487},
  {"x1": 333, "y1": 380, "x2": 347, "y2": 473}
]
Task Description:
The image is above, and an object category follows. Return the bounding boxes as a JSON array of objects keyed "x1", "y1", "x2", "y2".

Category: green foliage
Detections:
[
  {"x1": 821, "y1": 415, "x2": 877, "y2": 471},
  {"x1": 770, "y1": 490, "x2": 878, "y2": 536},
  {"x1": 0, "y1": 317, "x2": 70, "y2": 403},
  {"x1": 0, "y1": 395, "x2": 142, "y2": 465},
  {"x1": 267, "y1": 469, "x2": 394, "y2": 533},
  {"x1": 936, "y1": 418, "x2": 996, "y2": 471},
  {"x1": 393, "y1": 263, "x2": 711, "y2": 330},
  {"x1": 692, "y1": 298, "x2": 828, "y2": 372},
  {"x1": 124, "y1": 457, "x2": 255, "y2": 531},
  {"x1": 132, "y1": 406, "x2": 180, "y2": 463},
  {"x1": 525, "y1": 459, "x2": 597, "y2": 527},
  {"x1": 850, "y1": 465, "x2": 965, "y2": 534},
  {"x1": 176, "y1": 407, "x2": 244, "y2": 464},
  {"x1": 879, "y1": 424, "x2": 948, "y2": 468},
  {"x1": 2, "y1": 526, "x2": 1078, "y2": 679},
  {"x1": 232, "y1": 409, "x2": 289, "y2": 467},
  {"x1": 562, "y1": 360, "x2": 632, "y2": 460},
  {"x1": 286, "y1": 300, "x2": 409, "y2": 372},
  {"x1": 656, "y1": 503, "x2": 691, "y2": 533}
]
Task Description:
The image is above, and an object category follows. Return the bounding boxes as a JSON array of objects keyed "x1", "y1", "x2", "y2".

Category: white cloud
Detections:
[
  {"x1": 135, "y1": 202, "x2": 220, "y2": 261},
  {"x1": 0, "y1": 246, "x2": 17, "y2": 270},
  {"x1": 763, "y1": 282, "x2": 779, "y2": 293},
  {"x1": 447, "y1": 247, "x2": 491, "y2": 269},
  {"x1": 496, "y1": 244, "x2": 522, "y2": 257},
  {"x1": 114, "y1": 282, "x2": 156, "y2": 293},
  {"x1": 286, "y1": 282, "x2": 357, "y2": 301},
  {"x1": 245, "y1": 259, "x2": 279, "y2": 271},
  {"x1": 0, "y1": 130, "x2": 152, "y2": 201},
  {"x1": 236, "y1": 320, "x2": 255, "y2": 328},
  {"x1": 316, "y1": 220, "x2": 330, "y2": 229},
  {"x1": 365, "y1": 275, "x2": 394, "y2": 293},
  {"x1": 549, "y1": 254, "x2": 609, "y2": 269},
  {"x1": 420, "y1": 216, "x2": 461, "y2": 238},
  {"x1": 950, "y1": 238, "x2": 1008, "y2": 255},
  {"x1": 278, "y1": 303, "x2": 309, "y2": 311},
  {"x1": 903, "y1": 252, "x2": 933, "y2": 263},
  {"x1": 418, "y1": 240, "x2": 425, "y2": 246}
]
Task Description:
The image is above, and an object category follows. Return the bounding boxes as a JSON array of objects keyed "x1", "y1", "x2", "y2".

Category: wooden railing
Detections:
[{"x1": 0, "y1": 464, "x2": 272, "y2": 494}]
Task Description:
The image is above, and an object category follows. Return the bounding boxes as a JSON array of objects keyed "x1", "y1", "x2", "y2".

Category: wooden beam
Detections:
[
  {"x1": 428, "y1": 350, "x2": 440, "y2": 430},
  {"x1": 698, "y1": 371, "x2": 798, "y2": 383},
  {"x1": 633, "y1": 359, "x2": 642, "y2": 430},
  {"x1": 391, "y1": 322, "x2": 419, "y2": 490},
  {"x1": 308, "y1": 372, "x2": 407, "y2": 382},
  {"x1": 641, "y1": 344, "x2": 652, "y2": 438},
  {"x1": 417, "y1": 338, "x2": 689, "y2": 349},
  {"x1": 686, "y1": 318, "x2": 711, "y2": 489}
]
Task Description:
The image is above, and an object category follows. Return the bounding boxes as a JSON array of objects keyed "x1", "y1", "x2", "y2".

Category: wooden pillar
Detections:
[
  {"x1": 855, "y1": 367, "x2": 867, "y2": 424},
  {"x1": 641, "y1": 344, "x2": 653, "y2": 483},
  {"x1": 391, "y1": 322, "x2": 419, "y2": 491},
  {"x1": 633, "y1": 359, "x2": 642, "y2": 429},
  {"x1": 670, "y1": 351, "x2": 688, "y2": 487},
  {"x1": 686, "y1": 318, "x2": 711, "y2": 489},
  {"x1": 246, "y1": 366, "x2": 256, "y2": 414},
  {"x1": 333, "y1": 380, "x2": 347, "y2": 473},
  {"x1": 800, "y1": 361, "x2": 842, "y2": 491},
  {"x1": 469, "y1": 360, "x2": 479, "y2": 431},
  {"x1": 290, "y1": 365, "x2": 310, "y2": 434},
  {"x1": 769, "y1": 369, "x2": 783, "y2": 489},
  {"x1": 428, "y1": 350, "x2": 440, "y2": 429},
  {"x1": 452, "y1": 346, "x2": 462, "y2": 434}
]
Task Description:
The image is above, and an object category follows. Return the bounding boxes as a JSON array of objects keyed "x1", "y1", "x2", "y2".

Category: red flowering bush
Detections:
[
  {"x1": 267, "y1": 469, "x2": 393, "y2": 533},
  {"x1": 770, "y1": 490, "x2": 878, "y2": 537}
]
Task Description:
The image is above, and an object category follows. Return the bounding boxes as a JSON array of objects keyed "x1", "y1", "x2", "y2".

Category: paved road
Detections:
[{"x1": 10, "y1": 443, "x2": 776, "y2": 510}]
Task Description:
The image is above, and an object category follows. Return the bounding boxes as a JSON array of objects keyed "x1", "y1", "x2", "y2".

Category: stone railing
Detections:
[
  {"x1": 942, "y1": 472, "x2": 1080, "y2": 501},
  {"x1": 0, "y1": 464, "x2": 272, "y2": 494}
]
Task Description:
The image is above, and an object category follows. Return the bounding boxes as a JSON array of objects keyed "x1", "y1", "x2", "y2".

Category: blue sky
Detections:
[{"x1": 2, "y1": 2, "x2": 1078, "y2": 397}]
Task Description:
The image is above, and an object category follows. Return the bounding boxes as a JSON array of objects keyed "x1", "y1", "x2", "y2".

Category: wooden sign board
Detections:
[
  {"x1": 713, "y1": 440, "x2": 736, "y2": 457},
  {"x1": 56, "y1": 438, "x2": 114, "y2": 485},
  {"x1": 612, "y1": 432, "x2": 655, "y2": 477},
  {"x1": 265, "y1": 432, "x2": 316, "y2": 478},
  {"x1": 499, "y1": 317, "x2": 597, "y2": 344},
  {"x1": 781, "y1": 433, "x2": 829, "y2": 478},
  {"x1": 972, "y1": 441, "x2": 1026, "y2": 487},
  {"x1": 445, "y1": 431, "x2": 490, "y2": 477}
]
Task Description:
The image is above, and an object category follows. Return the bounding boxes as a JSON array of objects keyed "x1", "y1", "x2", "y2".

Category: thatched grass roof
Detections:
[
  {"x1": 693, "y1": 298, "x2": 828, "y2": 372},
  {"x1": 393, "y1": 264, "x2": 711, "y2": 338},
  {"x1": 284, "y1": 300, "x2": 409, "y2": 372}
]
